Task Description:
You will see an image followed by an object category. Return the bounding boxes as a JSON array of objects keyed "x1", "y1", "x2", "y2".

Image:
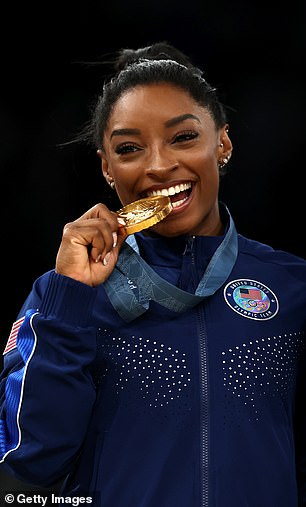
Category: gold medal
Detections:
[{"x1": 117, "y1": 195, "x2": 172, "y2": 234}]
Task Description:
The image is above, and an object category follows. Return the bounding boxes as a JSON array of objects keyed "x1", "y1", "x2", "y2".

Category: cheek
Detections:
[
  {"x1": 111, "y1": 170, "x2": 138, "y2": 205},
  {"x1": 109, "y1": 157, "x2": 150, "y2": 204},
  {"x1": 193, "y1": 151, "x2": 219, "y2": 187},
  {"x1": 109, "y1": 162, "x2": 135, "y2": 182},
  {"x1": 114, "y1": 186, "x2": 132, "y2": 206},
  {"x1": 204, "y1": 165, "x2": 220, "y2": 187}
]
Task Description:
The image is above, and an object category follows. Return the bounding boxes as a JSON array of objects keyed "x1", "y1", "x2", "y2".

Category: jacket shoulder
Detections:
[{"x1": 238, "y1": 234, "x2": 306, "y2": 281}]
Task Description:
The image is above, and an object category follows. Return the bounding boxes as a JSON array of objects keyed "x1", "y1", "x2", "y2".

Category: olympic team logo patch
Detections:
[{"x1": 224, "y1": 279, "x2": 279, "y2": 321}]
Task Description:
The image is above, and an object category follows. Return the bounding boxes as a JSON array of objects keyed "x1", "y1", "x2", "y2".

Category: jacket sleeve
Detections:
[{"x1": 0, "y1": 270, "x2": 98, "y2": 487}]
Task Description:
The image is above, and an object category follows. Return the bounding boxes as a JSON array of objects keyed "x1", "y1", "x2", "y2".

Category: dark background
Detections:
[{"x1": 1, "y1": 0, "x2": 305, "y2": 495}]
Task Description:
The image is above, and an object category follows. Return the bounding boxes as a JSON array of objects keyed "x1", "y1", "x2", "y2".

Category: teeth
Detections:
[
  {"x1": 172, "y1": 196, "x2": 189, "y2": 208},
  {"x1": 147, "y1": 182, "x2": 192, "y2": 197}
]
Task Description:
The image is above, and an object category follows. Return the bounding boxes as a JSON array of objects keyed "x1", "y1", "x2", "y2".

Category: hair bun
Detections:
[{"x1": 114, "y1": 41, "x2": 194, "y2": 72}]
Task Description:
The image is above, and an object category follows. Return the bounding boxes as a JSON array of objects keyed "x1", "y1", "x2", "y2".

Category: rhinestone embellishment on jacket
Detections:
[
  {"x1": 98, "y1": 333, "x2": 191, "y2": 409},
  {"x1": 221, "y1": 331, "x2": 305, "y2": 421}
]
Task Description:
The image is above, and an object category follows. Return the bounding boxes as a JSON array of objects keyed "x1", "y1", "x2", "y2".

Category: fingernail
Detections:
[
  {"x1": 95, "y1": 254, "x2": 102, "y2": 263},
  {"x1": 112, "y1": 232, "x2": 117, "y2": 248},
  {"x1": 103, "y1": 252, "x2": 111, "y2": 266},
  {"x1": 117, "y1": 217, "x2": 126, "y2": 226}
]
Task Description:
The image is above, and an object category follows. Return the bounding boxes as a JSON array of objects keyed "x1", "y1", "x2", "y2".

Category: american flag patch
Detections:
[
  {"x1": 3, "y1": 316, "x2": 25, "y2": 355},
  {"x1": 239, "y1": 288, "x2": 262, "y2": 301}
]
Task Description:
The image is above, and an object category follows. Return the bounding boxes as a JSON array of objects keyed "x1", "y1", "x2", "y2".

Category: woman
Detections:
[{"x1": 0, "y1": 42, "x2": 305, "y2": 507}]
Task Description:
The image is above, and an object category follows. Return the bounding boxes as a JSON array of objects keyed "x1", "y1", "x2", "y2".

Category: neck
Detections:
[{"x1": 191, "y1": 202, "x2": 224, "y2": 237}]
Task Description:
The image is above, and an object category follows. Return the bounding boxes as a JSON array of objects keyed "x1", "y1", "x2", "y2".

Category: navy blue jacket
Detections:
[{"x1": 1, "y1": 210, "x2": 306, "y2": 507}]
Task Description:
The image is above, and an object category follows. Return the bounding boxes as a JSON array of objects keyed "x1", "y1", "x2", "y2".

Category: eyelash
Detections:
[
  {"x1": 172, "y1": 130, "x2": 198, "y2": 143},
  {"x1": 115, "y1": 143, "x2": 138, "y2": 155},
  {"x1": 114, "y1": 130, "x2": 199, "y2": 155}
]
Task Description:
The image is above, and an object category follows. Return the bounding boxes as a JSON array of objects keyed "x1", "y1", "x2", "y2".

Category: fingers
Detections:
[
  {"x1": 76, "y1": 203, "x2": 119, "y2": 222},
  {"x1": 56, "y1": 203, "x2": 128, "y2": 286},
  {"x1": 90, "y1": 224, "x2": 118, "y2": 265},
  {"x1": 73, "y1": 203, "x2": 125, "y2": 261}
]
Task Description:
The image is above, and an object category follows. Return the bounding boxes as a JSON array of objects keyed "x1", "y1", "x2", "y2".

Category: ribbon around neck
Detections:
[{"x1": 103, "y1": 207, "x2": 238, "y2": 322}]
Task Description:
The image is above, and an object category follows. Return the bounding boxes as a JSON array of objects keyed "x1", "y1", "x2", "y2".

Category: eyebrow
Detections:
[
  {"x1": 110, "y1": 114, "x2": 201, "y2": 140},
  {"x1": 164, "y1": 113, "x2": 201, "y2": 128},
  {"x1": 110, "y1": 128, "x2": 141, "y2": 140}
]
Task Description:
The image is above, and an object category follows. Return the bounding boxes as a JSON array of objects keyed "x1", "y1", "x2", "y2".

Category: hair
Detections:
[{"x1": 78, "y1": 41, "x2": 228, "y2": 155}]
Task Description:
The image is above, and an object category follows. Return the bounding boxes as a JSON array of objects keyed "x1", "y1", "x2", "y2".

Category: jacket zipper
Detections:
[
  {"x1": 198, "y1": 304, "x2": 209, "y2": 507},
  {"x1": 186, "y1": 235, "x2": 209, "y2": 506}
]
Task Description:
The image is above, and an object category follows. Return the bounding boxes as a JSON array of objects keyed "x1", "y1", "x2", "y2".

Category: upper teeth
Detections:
[{"x1": 147, "y1": 182, "x2": 192, "y2": 197}]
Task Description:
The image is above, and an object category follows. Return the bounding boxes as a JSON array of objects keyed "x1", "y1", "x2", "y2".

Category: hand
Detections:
[{"x1": 55, "y1": 203, "x2": 127, "y2": 287}]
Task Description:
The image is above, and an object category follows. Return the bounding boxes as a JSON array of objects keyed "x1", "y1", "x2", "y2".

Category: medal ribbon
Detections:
[{"x1": 103, "y1": 206, "x2": 238, "y2": 322}]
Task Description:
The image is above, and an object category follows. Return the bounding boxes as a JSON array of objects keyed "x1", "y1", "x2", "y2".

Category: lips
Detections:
[{"x1": 145, "y1": 182, "x2": 193, "y2": 209}]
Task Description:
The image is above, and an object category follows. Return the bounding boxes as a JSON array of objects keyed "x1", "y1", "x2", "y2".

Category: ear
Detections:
[
  {"x1": 97, "y1": 149, "x2": 113, "y2": 184},
  {"x1": 217, "y1": 125, "x2": 233, "y2": 173},
  {"x1": 218, "y1": 124, "x2": 233, "y2": 159}
]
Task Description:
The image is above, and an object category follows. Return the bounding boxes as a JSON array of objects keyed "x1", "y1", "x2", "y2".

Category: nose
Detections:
[{"x1": 145, "y1": 145, "x2": 178, "y2": 178}]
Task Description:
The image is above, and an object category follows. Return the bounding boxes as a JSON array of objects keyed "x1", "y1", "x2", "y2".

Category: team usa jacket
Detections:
[{"x1": 0, "y1": 206, "x2": 306, "y2": 507}]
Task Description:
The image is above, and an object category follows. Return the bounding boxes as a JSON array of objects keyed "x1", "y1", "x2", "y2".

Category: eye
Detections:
[
  {"x1": 115, "y1": 142, "x2": 141, "y2": 155},
  {"x1": 172, "y1": 130, "x2": 199, "y2": 144}
]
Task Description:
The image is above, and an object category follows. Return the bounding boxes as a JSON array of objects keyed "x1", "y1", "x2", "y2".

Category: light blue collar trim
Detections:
[{"x1": 103, "y1": 206, "x2": 238, "y2": 322}]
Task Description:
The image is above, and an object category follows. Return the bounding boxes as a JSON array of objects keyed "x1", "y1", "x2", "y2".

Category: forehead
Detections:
[{"x1": 108, "y1": 82, "x2": 210, "y2": 126}]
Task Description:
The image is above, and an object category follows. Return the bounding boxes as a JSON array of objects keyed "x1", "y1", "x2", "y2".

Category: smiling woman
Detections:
[
  {"x1": 97, "y1": 81, "x2": 231, "y2": 237},
  {"x1": 0, "y1": 41, "x2": 306, "y2": 507}
]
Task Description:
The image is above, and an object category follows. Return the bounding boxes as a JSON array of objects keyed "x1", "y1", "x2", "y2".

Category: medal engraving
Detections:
[{"x1": 117, "y1": 196, "x2": 172, "y2": 234}]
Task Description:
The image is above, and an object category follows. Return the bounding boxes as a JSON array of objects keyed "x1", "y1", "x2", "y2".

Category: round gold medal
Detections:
[{"x1": 117, "y1": 195, "x2": 172, "y2": 234}]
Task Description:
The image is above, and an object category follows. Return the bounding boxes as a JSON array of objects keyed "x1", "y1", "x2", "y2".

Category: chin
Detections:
[{"x1": 151, "y1": 219, "x2": 194, "y2": 238}]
